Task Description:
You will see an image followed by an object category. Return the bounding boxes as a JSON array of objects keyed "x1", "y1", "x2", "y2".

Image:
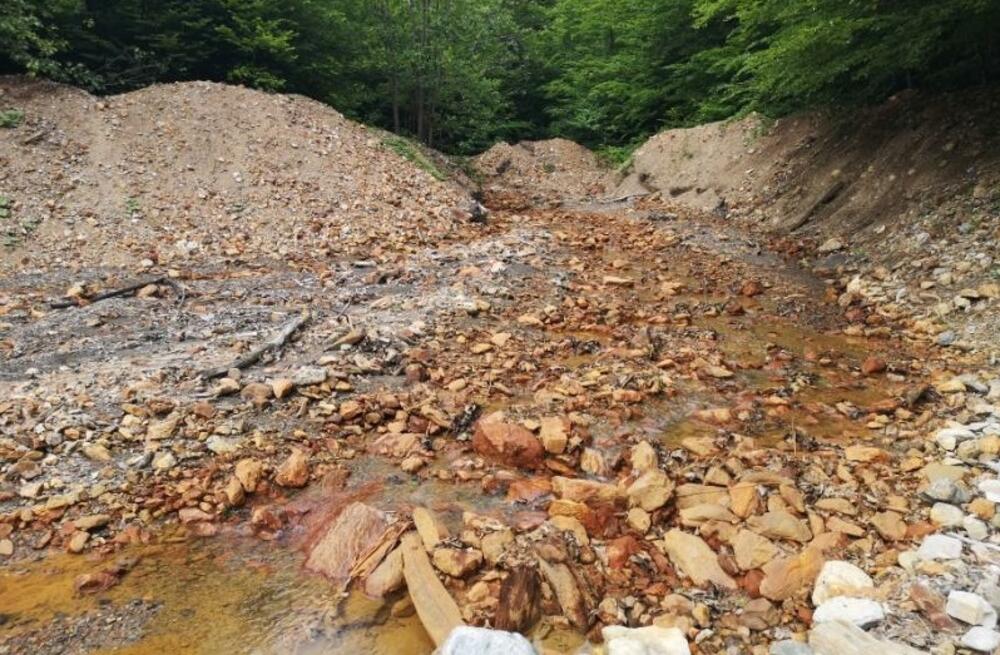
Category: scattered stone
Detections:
[
  {"x1": 946, "y1": 590, "x2": 998, "y2": 628},
  {"x1": 812, "y1": 561, "x2": 874, "y2": 605},
  {"x1": 812, "y1": 597, "x2": 885, "y2": 627},
  {"x1": 961, "y1": 627, "x2": 1000, "y2": 652},
  {"x1": 916, "y1": 534, "x2": 963, "y2": 560},
  {"x1": 659, "y1": 529, "x2": 736, "y2": 589},
  {"x1": 275, "y1": 449, "x2": 309, "y2": 488},
  {"x1": 473, "y1": 412, "x2": 544, "y2": 469},
  {"x1": 602, "y1": 625, "x2": 691, "y2": 655}
]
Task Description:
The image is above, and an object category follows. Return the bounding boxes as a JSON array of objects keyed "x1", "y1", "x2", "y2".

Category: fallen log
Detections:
[
  {"x1": 401, "y1": 531, "x2": 463, "y2": 647},
  {"x1": 200, "y1": 312, "x2": 309, "y2": 379},
  {"x1": 494, "y1": 566, "x2": 541, "y2": 633},
  {"x1": 49, "y1": 276, "x2": 185, "y2": 309}
]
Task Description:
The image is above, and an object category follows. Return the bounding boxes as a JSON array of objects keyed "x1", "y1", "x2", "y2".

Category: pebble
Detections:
[
  {"x1": 929, "y1": 502, "x2": 965, "y2": 527},
  {"x1": 812, "y1": 597, "x2": 885, "y2": 628},
  {"x1": 961, "y1": 627, "x2": 1000, "y2": 652},
  {"x1": 946, "y1": 591, "x2": 998, "y2": 628},
  {"x1": 916, "y1": 534, "x2": 963, "y2": 560},
  {"x1": 978, "y1": 479, "x2": 1000, "y2": 503},
  {"x1": 964, "y1": 515, "x2": 989, "y2": 540}
]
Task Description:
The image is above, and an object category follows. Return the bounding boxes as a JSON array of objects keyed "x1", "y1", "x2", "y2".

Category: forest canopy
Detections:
[{"x1": 3, "y1": 0, "x2": 999, "y2": 154}]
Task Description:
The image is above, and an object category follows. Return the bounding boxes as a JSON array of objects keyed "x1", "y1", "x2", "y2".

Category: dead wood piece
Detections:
[
  {"x1": 200, "y1": 312, "x2": 309, "y2": 379},
  {"x1": 49, "y1": 276, "x2": 185, "y2": 309},
  {"x1": 401, "y1": 531, "x2": 463, "y2": 647},
  {"x1": 537, "y1": 557, "x2": 589, "y2": 630},
  {"x1": 788, "y1": 180, "x2": 847, "y2": 231},
  {"x1": 494, "y1": 566, "x2": 541, "y2": 633},
  {"x1": 305, "y1": 502, "x2": 402, "y2": 589}
]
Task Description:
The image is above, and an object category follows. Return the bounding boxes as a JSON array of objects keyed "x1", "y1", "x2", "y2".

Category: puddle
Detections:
[{"x1": 0, "y1": 533, "x2": 433, "y2": 655}]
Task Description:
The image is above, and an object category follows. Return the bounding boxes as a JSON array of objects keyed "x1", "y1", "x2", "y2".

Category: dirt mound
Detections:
[
  {"x1": 0, "y1": 77, "x2": 474, "y2": 272},
  {"x1": 615, "y1": 89, "x2": 1000, "y2": 352},
  {"x1": 475, "y1": 138, "x2": 611, "y2": 203},
  {"x1": 615, "y1": 88, "x2": 1000, "y2": 241}
]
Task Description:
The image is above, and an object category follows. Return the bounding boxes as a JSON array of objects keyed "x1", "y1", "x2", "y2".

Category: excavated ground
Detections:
[{"x1": 2, "y1": 79, "x2": 999, "y2": 655}]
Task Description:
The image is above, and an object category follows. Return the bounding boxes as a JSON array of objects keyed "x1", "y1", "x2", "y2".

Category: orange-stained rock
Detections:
[{"x1": 472, "y1": 412, "x2": 544, "y2": 469}]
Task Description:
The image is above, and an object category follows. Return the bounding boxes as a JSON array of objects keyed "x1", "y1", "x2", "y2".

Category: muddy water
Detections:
[{"x1": 0, "y1": 533, "x2": 433, "y2": 654}]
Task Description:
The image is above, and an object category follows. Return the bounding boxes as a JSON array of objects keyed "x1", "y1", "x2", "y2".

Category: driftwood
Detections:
[
  {"x1": 494, "y1": 566, "x2": 541, "y2": 632},
  {"x1": 200, "y1": 312, "x2": 309, "y2": 379},
  {"x1": 401, "y1": 531, "x2": 463, "y2": 647},
  {"x1": 49, "y1": 276, "x2": 184, "y2": 309}
]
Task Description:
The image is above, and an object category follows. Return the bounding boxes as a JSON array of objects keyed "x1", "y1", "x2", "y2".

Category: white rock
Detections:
[
  {"x1": 812, "y1": 561, "x2": 874, "y2": 606},
  {"x1": 979, "y1": 479, "x2": 1000, "y2": 503},
  {"x1": 916, "y1": 534, "x2": 963, "y2": 561},
  {"x1": 439, "y1": 626, "x2": 536, "y2": 655},
  {"x1": 603, "y1": 625, "x2": 691, "y2": 655},
  {"x1": 946, "y1": 591, "x2": 998, "y2": 628},
  {"x1": 961, "y1": 627, "x2": 1000, "y2": 652},
  {"x1": 812, "y1": 597, "x2": 885, "y2": 628},
  {"x1": 809, "y1": 620, "x2": 926, "y2": 655},
  {"x1": 929, "y1": 502, "x2": 964, "y2": 527},
  {"x1": 964, "y1": 515, "x2": 989, "y2": 541},
  {"x1": 935, "y1": 427, "x2": 976, "y2": 451}
]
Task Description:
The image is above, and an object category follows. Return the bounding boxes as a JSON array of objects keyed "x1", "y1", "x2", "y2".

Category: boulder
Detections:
[{"x1": 473, "y1": 412, "x2": 544, "y2": 468}]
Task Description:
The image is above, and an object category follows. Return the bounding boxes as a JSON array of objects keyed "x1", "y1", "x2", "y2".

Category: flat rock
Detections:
[
  {"x1": 809, "y1": 620, "x2": 927, "y2": 655},
  {"x1": 812, "y1": 597, "x2": 885, "y2": 627},
  {"x1": 812, "y1": 561, "x2": 874, "y2": 605},
  {"x1": 732, "y1": 529, "x2": 779, "y2": 571},
  {"x1": 946, "y1": 591, "x2": 998, "y2": 628},
  {"x1": 659, "y1": 529, "x2": 736, "y2": 590},
  {"x1": 748, "y1": 511, "x2": 812, "y2": 542},
  {"x1": 628, "y1": 469, "x2": 674, "y2": 511},
  {"x1": 306, "y1": 502, "x2": 399, "y2": 585},
  {"x1": 916, "y1": 534, "x2": 963, "y2": 561},
  {"x1": 770, "y1": 640, "x2": 814, "y2": 655},
  {"x1": 602, "y1": 625, "x2": 691, "y2": 655},
  {"x1": 439, "y1": 627, "x2": 536, "y2": 655},
  {"x1": 275, "y1": 449, "x2": 309, "y2": 488},
  {"x1": 961, "y1": 626, "x2": 1000, "y2": 652},
  {"x1": 759, "y1": 547, "x2": 824, "y2": 601}
]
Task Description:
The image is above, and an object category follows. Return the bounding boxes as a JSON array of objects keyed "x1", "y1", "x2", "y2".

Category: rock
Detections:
[
  {"x1": 627, "y1": 507, "x2": 652, "y2": 533},
  {"x1": 929, "y1": 502, "x2": 964, "y2": 527},
  {"x1": 964, "y1": 515, "x2": 989, "y2": 540},
  {"x1": 946, "y1": 591, "x2": 998, "y2": 628},
  {"x1": 275, "y1": 449, "x2": 309, "y2": 488},
  {"x1": 733, "y1": 529, "x2": 778, "y2": 571},
  {"x1": 748, "y1": 511, "x2": 812, "y2": 542},
  {"x1": 812, "y1": 561, "x2": 874, "y2": 605},
  {"x1": 214, "y1": 377, "x2": 241, "y2": 396},
  {"x1": 909, "y1": 582, "x2": 957, "y2": 630},
  {"x1": 659, "y1": 529, "x2": 736, "y2": 589},
  {"x1": 602, "y1": 625, "x2": 691, "y2": 655},
  {"x1": 934, "y1": 427, "x2": 975, "y2": 451},
  {"x1": 770, "y1": 640, "x2": 814, "y2": 655},
  {"x1": 339, "y1": 400, "x2": 363, "y2": 420},
  {"x1": 306, "y1": 503, "x2": 400, "y2": 585},
  {"x1": 240, "y1": 382, "x2": 273, "y2": 408},
  {"x1": 628, "y1": 469, "x2": 675, "y2": 511},
  {"x1": 870, "y1": 511, "x2": 907, "y2": 541},
  {"x1": 147, "y1": 416, "x2": 179, "y2": 440},
  {"x1": 235, "y1": 458, "x2": 264, "y2": 492},
  {"x1": 538, "y1": 416, "x2": 569, "y2": 454},
  {"x1": 224, "y1": 476, "x2": 245, "y2": 506},
  {"x1": 860, "y1": 357, "x2": 886, "y2": 376},
  {"x1": 178, "y1": 507, "x2": 213, "y2": 524},
  {"x1": 936, "y1": 330, "x2": 957, "y2": 346},
  {"x1": 812, "y1": 597, "x2": 885, "y2": 627},
  {"x1": 552, "y1": 476, "x2": 623, "y2": 504},
  {"x1": 923, "y1": 477, "x2": 966, "y2": 503},
  {"x1": 473, "y1": 412, "x2": 544, "y2": 469},
  {"x1": 979, "y1": 479, "x2": 1000, "y2": 503},
  {"x1": 961, "y1": 627, "x2": 1000, "y2": 652},
  {"x1": 0, "y1": 539, "x2": 12, "y2": 557},
  {"x1": 413, "y1": 507, "x2": 446, "y2": 550},
  {"x1": 439, "y1": 626, "x2": 536, "y2": 655},
  {"x1": 432, "y1": 547, "x2": 483, "y2": 578},
  {"x1": 83, "y1": 443, "x2": 112, "y2": 462},
  {"x1": 631, "y1": 441, "x2": 658, "y2": 472},
  {"x1": 809, "y1": 620, "x2": 927, "y2": 655},
  {"x1": 67, "y1": 530, "x2": 89, "y2": 553},
  {"x1": 292, "y1": 366, "x2": 327, "y2": 386},
  {"x1": 152, "y1": 451, "x2": 176, "y2": 471},
  {"x1": 817, "y1": 238, "x2": 844, "y2": 254},
  {"x1": 537, "y1": 558, "x2": 588, "y2": 629},
  {"x1": 481, "y1": 529, "x2": 514, "y2": 565},
  {"x1": 74, "y1": 514, "x2": 111, "y2": 531},
  {"x1": 364, "y1": 546, "x2": 404, "y2": 598},
  {"x1": 916, "y1": 534, "x2": 962, "y2": 560},
  {"x1": 495, "y1": 567, "x2": 542, "y2": 633},
  {"x1": 271, "y1": 378, "x2": 295, "y2": 399},
  {"x1": 759, "y1": 547, "x2": 825, "y2": 601},
  {"x1": 206, "y1": 435, "x2": 240, "y2": 455},
  {"x1": 730, "y1": 482, "x2": 761, "y2": 518}
]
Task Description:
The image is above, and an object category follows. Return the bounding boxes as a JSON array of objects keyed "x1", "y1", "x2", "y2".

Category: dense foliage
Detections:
[{"x1": 3, "y1": 0, "x2": 999, "y2": 153}]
